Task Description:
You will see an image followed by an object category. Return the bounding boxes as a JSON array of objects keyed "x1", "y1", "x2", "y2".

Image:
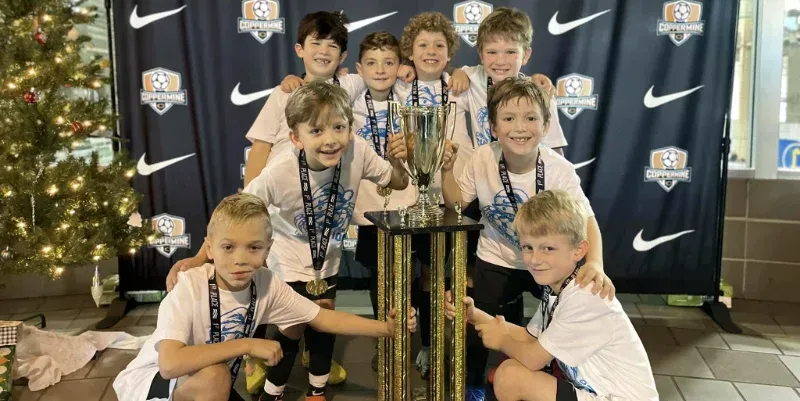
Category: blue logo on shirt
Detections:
[
  {"x1": 294, "y1": 182, "x2": 355, "y2": 242},
  {"x1": 206, "y1": 306, "x2": 248, "y2": 343},
  {"x1": 481, "y1": 188, "x2": 530, "y2": 248},
  {"x1": 405, "y1": 86, "x2": 442, "y2": 106},
  {"x1": 355, "y1": 109, "x2": 401, "y2": 149},
  {"x1": 476, "y1": 106, "x2": 492, "y2": 146}
]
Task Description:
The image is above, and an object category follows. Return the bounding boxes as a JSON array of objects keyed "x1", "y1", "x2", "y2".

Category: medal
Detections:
[
  {"x1": 306, "y1": 278, "x2": 329, "y2": 296},
  {"x1": 298, "y1": 150, "x2": 342, "y2": 298}
]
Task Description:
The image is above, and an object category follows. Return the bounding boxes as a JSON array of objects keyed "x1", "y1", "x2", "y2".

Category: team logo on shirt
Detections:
[
  {"x1": 452, "y1": 1, "x2": 493, "y2": 47},
  {"x1": 140, "y1": 68, "x2": 187, "y2": 115},
  {"x1": 555, "y1": 73, "x2": 599, "y2": 120},
  {"x1": 241, "y1": 146, "x2": 251, "y2": 180},
  {"x1": 149, "y1": 214, "x2": 191, "y2": 257},
  {"x1": 355, "y1": 109, "x2": 401, "y2": 146},
  {"x1": 482, "y1": 188, "x2": 530, "y2": 248},
  {"x1": 657, "y1": 1, "x2": 705, "y2": 46},
  {"x1": 293, "y1": 183, "x2": 356, "y2": 242},
  {"x1": 238, "y1": 0, "x2": 285, "y2": 44},
  {"x1": 644, "y1": 146, "x2": 692, "y2": 192},
  {"x1": 205, "y1": 307, "x2": 250, "y2": 343},
  {"x1": 476, "y1": 106, "x2": 493, "y2": 146}
]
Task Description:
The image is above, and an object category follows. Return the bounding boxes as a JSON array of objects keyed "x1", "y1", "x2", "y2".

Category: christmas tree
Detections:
[{"x1": 0, "y1": 0, "x2": 151, "y2": 277}]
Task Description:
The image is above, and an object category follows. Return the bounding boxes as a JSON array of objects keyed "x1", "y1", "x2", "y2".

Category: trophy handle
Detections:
[
  {"x1": 387, "y1": 101, "x2": 418, "y2": 185},
  {"x1": 432, "y1": 102, "x2": 456, "y2": 175}
]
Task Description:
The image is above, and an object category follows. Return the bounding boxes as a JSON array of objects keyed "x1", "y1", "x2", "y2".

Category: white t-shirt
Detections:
[
  {"x1": 460, "y1": 65, "x2": 568, "y2": 151},
  {"x1": 243, "y1": 137, "x2": 393, "y2": 281},
  {"x1": 392, "y1": 75, "x2": 473, "y2": 202},
  {"x1": 351, "y1": 88, "x2": 418, "y2": 225},
  {"x1": 458, "y1": 142, "x2": 594, "y2": 270},
  {"x1": 113, "y1": 264, "x2": 320, "y2": 401},
  {"x1": 245, "y1": 75, "x2": 366, "y2": 163},
  {"x1": 526, "y1": 282, "x2": 659, "y2": 401}
]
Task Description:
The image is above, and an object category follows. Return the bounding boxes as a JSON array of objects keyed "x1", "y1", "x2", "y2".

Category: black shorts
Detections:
[
  {"x1": 556, "y1": 377, "x2": 579, "y2": 401},
  {"x1": 286, "y1": 274, "x2": 338, "y2": 301},
  {"x1": 354, "y1": 225, "x2": 478, "y2": 270}
]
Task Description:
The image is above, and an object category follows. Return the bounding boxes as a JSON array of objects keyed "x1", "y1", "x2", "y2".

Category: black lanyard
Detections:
[
  {"x1": 208, "y1": 273, "x2": 257, "y2": 384},
  {"x1": 300, "y1": 74, "x2": 340, "y2": 86},
  {"x1": 298, "y1": 150, "x2": 341, "y2": 272},
  {"x1": 411, "y1": 77, "x2": 448, "y2": 106},
  {"x1": 498, "y1": 151, "x2": 545, "y2": 213},
  {"x1": 364, "y1": 90, "x2": 394, "y2": 158},
  {"x1": 540, "y1": 267, "x2": 579, "y2": 374}
]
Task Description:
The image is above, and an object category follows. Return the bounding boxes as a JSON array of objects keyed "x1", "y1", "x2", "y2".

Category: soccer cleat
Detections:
[
  {"x1": 415, "y1": 346, "x2": 430, "y2": 379},
  {"x1": 301, "y1": 350, "x2": 347, "y2": 385},
  {"x1": 465, "y1": 386, "x2": 486, "y2": 401},
  {"x1": 305, "y1": 384, "x2": 327, "y2": 401},
  {"x1": 245, "y1": 358, "x2": 268, "y2": 395}
]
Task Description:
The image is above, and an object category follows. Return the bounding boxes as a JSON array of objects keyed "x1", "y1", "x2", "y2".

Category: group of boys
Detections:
[{"x1": 113, "y1": 7, "x2": 660, "y2": 401}]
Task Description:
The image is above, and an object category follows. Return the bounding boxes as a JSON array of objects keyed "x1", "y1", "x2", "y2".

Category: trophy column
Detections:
[{"x1": 367, "y1": 210, "x2": 483, "y2": 401}]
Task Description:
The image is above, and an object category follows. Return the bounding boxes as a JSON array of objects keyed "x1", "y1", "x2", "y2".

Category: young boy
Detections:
[
  {"x1": 114, "y1": 193, "x2": 416, "y2": 401},
  {"x1": 446, "y1": 190, "x2": 658, "y2": 401},
  {"x1": 440, "y1": 77, "x2": 613, "y2": 401}
]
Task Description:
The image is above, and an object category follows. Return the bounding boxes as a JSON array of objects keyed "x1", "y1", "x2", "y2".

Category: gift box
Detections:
[{"x1": 0, "y1": 321, "x2": 22, "y2": 401}]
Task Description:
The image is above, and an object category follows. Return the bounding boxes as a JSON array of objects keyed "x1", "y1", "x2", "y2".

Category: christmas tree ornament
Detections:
[
  {"x1": 98, "y1": 59, "x2": 110, "y2": 69},
  {"x1": 71, "y1": 121, "x2": 84, "y2": 133},
  {"x1": 66, "y1": 26, "x2": 80, "y2": 41},
  {"x1": 24, "y1": 88, "x2": 39, "y2": 104},
  {"x1": 1, "y1": 247, "x2": 11, "y2": 260},
  {"x1": 34, "y1": 31, "x2": 47, "y2": 44},
  {"x1": 91, "y1": 265, "x2": 103, "y2": 307}
]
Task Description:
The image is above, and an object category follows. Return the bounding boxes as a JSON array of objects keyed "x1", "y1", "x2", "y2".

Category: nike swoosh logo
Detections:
[
  {"x1": 137, "y1": 153, "x2": 195, "y2": 176},
  {"x1": 643, "y1": 85, "x2": 704, "y2": 108},
  {"x1": 230, "y1": 83, "x2": 275, "y2": 106},
  {"x1": 129, "y1": 5, "x2": 187, "y2": 29},
  {"x1": 548, "y1": 10, "x2": 611, "y2": 35},
  {"x1": 346, "y1": 12, "x2": 398, "y2": 32},
  {"x1": 632, "y1": 229, "x2": 694, "y2": 252},
  {"x1": 573, "y1": 158, "x2": 596, "y2": 170}
]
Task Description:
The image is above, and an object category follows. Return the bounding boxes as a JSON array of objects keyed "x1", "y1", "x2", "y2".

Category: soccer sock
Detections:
[
  {"x1": 264, "y1": 330, "x2": 300, "y2": 392},
  {"x1": 304, "y1": 324, "x2": 335, "y2": 376}
]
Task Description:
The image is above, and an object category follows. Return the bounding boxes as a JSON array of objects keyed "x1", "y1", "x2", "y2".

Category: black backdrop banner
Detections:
[{"x1": 113, "y1": 0, "x2": 738, "y2": 296}]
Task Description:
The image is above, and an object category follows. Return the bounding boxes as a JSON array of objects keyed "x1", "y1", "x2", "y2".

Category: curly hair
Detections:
[{"x1": 399, "y1": 11, "x2": 460, "y2": 60}]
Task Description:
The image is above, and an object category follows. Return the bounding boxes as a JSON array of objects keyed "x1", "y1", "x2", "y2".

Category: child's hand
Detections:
[
  {"x1": 448, "y1": 68, "x2": 470, "y2": 95},
  {"x1": 475, "y1": 315, "x2": 510, "y2": 352},
  {"x1": 387, "y1": 306, "x2": 417, "y2": 336},
  {"x1": 441, "y1": 140, "x2": 459, "y2": 172},
  {"x1": 577, "y1": 260, "x2": 615, "y2": 300},
  {"x1": 387, "y1": 132, "x2": 407, "y2": 162},
  {"x1": 166, "y1": 256, "x2": 205, "y2": 292},
  {"x1": 445, "y1": 291, "x2": 477, "y2": 325},
  {"x1": 280, "y1": 75, "x2": 304, "y2": 93},
  {"x1": 246, "y1": 339, "x2": 284, "y2": 366},
  {"x1": 531, "y1": 73, "x2": 555, "y2": 97},
  {"x1": 397, "y1": 64, "x2": 415, "y2": 83},
  {"x1": 337, "y1": 66, "x2": 349, "y2": 76}
]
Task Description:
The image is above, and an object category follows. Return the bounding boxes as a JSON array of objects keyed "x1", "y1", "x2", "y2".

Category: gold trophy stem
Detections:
[
  {"x1": 450, "y1": 231, "x2": 468, "y2": 401},
  {"x1": 392, "y1": 235, "x2": 412, "y2": 400},
  {"x1": 377, "y1": 230, "x2": 392, "y2": 401},
  {"x1": 429, "y1": 232, "x2": 446, "y2": 401}
]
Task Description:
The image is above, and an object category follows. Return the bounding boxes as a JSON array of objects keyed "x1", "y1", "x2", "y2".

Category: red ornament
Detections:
[
  {"x1": 34, "y1": 31, "x2": 47, "y2": 45},
  {"x1": 24, "y1": 89, "x2": 39, "y2": 104},
  {"x1": 71, "y1": 121, "x2": 84, "y2": 133}
]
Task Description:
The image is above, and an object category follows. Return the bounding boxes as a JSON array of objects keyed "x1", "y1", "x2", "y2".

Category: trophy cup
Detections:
[{"x1": 388, "y1": 102, "x2": 456, "y2": 222}]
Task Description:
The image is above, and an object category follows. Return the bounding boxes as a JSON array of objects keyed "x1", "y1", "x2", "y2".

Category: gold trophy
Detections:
[{"x1": 388, "y1": 102, "x2": 456, "y2": 222}]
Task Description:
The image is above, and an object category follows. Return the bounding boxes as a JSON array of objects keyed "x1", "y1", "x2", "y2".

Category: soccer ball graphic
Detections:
[
  {"x1": 252, "y1": 0, "x2": 271, "y2": 19},
  {"x1": 464, "y1": 3, "x2": 483, "y2": 23},
  {"x1": 564, "y1": 77, "x2": 583, "y2": 96},
  {"x1": 673, "y1": 1, "x2": 692, "y2": 22},
  {"x1": 157, "y1": 216, "x2": 175, "y2": 235},
  {"x1": 661, "y1": 149, "x2": 680, "y2": 169},
  {"x1": 150, "y1": 72, "x2": 170, "y2": 91}
]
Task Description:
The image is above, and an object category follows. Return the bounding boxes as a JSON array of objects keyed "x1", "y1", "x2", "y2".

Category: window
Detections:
[
  {"x1": 729, "y1": 0, "x2": 757, "y2": 168},
  {"x1": 778, "y1": 0, "x2": 800, "y2": 170}
]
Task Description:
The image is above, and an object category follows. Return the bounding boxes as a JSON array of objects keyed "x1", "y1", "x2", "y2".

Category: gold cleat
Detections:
[{"x1": 301, "y1": 350, "x2": 347, "y2": 385}]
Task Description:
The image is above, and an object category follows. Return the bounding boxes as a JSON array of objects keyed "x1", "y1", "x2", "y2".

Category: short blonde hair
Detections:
[
  {"x1": 207, "y1": 193, "x2": 271, "y2": 237},
  {"x1": 477, "y1": 7, "x2": 533, "y2": 52},
  {"x1": 487, "y1": 76, "x2": 551, "y2": 127},
  {"x1": 513, "y1": 190, "x2": 586, "y2": 247},
  {"x1": 285, "y1": 81, "x2": 354, "y2": 131},
  {"x1": 400, "y1": 11, "x2": 460, "y2": 60}
]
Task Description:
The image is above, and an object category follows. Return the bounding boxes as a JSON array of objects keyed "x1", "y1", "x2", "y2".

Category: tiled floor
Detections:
[{"x1": 5, "y1": 293, "x2": 800, "y2": 401}]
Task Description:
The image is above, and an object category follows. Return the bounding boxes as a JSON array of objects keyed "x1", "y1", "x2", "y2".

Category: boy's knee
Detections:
[
  {"x1": 175, "y1": 363, "x2": 230, "y2": 401},
  {"x1": 493, "y1": 359, "x2": 524, "y2": 392},
  {"x1": 201, "y1": 363, "x2": 232, "y2": 389}
]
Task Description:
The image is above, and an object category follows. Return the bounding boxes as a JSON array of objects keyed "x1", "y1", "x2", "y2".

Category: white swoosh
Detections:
[
  {"x1": 231, "y1": 83, "x2": 274, "y2": 106},
  {"x1": 573, "y1": 158, "x2": 596, "y2": 170},
  {"x1": 345, "y1": 12, "x2": 398, "y2": 32},
  {"x1": 643, "y1": 85, "x2": 704, "y2": 108},
  {"x1": 137, "y1": 153, "x2": 195, "y2": 176},
  {"x1": 548, "y1": 10, "x2": 611, "y2": 35},
  {"x1": 129, "y1": 5, "x2": 187, "y2": 29},
  {"x1": 632, "y1": 229, "x2": 694, "y2": 252}
]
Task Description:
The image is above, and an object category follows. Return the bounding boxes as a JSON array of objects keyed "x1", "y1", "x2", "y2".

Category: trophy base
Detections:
[{"x1": 408, "y1": 199, "x2": 444, "y2": 222}]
